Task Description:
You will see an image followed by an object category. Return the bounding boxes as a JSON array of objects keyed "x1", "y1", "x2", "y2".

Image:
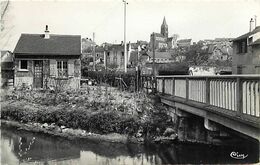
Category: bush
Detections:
[
  {"x1": 1, "y1": 87, "x2": 173, "y2": 138},
  {"x1": 1, "y1": 101, "x2": 142, "y2": 135},
  {"x1": 82, "y1": 70, "x2": 137, "y2": 90}
]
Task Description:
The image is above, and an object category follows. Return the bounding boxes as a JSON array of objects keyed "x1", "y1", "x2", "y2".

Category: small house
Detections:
[{"x1": 13, "y1": 26, "x2": 81, "y2": 89}]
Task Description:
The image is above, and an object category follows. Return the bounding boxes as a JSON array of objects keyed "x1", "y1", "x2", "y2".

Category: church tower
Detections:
[{"x1": 161, "y1": 16, "x2": 168, "y2": 38}]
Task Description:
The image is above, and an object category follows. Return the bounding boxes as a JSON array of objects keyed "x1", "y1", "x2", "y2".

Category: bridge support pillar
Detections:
[
  {"x1": 173, "y1": 108, "x2": 208, "y2": 143},
  {"x1": 177, "y1": 116, "x2": 188, "y2": 141},
  {"x1": 204, "y1": 118, "x2": 219, "y2": 131},
  {"x1": 167, "y1": 106, "x2": 232, "y2": 144}
]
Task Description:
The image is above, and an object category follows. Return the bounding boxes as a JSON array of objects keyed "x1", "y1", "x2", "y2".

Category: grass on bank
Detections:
[{"x1": 1, "y1": 86, "x2": 174, "y2": 138}]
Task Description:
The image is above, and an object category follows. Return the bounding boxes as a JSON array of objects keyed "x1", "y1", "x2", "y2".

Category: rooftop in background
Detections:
[
  {"x1": 177, "y1": 39, "x2": 192, "y2": 43},
  {"x1": 14, "y1": 34, "x2": 81, "y2": 55},
  {"x1": 1, "y1": 50, "x2": 13, "y2": 62},
  {"x1": 1, "y1": 50, "x2": 11, "y2": 58},
  {"x1": 214, "y1": 38, "x2": 233, "y2": 42}
]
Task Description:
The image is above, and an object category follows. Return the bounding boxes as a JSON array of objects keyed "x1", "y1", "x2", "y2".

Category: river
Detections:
[{"x1": 1, "y1": 125, "x2": 258, "y2": 165}]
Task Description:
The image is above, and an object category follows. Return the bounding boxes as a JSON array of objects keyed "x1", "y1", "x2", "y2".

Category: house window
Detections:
[
  {"x1": 19, "y1": 60, "x2": 28, "y2": 70},
  {"x1": 121, "y1": 52, "x2": 124, "y2": 65},
  {"x1": 237, "y1": 40, "x2": 247, "y2": 54},
  {"x1": 248, "y1": 37, "x2": 253, "y2": 45},
  {"x1": 57, "y1": 60, "x2": 68, "y2": 78},
  {"x1": 113, "y1": 52, "x2": 117, "y2": 64}
]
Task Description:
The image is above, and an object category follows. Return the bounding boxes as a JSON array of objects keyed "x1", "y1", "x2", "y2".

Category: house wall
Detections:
[
  {"x1": 252, "y1": 45, "x2": 260, "y2": 74},
  {"x1": 14, "y1": 60, "x2": 34, "y2": 88},
  {"x1": 107, "y1": 50, "x2": 126, "y2": 68},
  {"x1": 14, "y1": 58, "x2": 81, "y2": 89},
  {"x1": 232, "y1": 43, "x2": 260, "y2": 74}
]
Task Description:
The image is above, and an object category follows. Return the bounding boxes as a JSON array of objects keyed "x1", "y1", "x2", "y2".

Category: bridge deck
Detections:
[{"x1": 141, "y1": 75, "x2": 260, "y2": 139}]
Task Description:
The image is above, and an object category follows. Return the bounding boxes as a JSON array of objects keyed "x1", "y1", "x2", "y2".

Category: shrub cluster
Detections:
[
  {"x1": 1, "y1": 87, "x2": 174, "y2": 137},
  {"x1": 1, "y1": 103, "x2": 141, "y2": 135},
  {"x1": 82, "y1": 70, "x2": 138, "y2": 90}
]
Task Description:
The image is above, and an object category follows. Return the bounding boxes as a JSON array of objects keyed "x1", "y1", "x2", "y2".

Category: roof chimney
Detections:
[
  {"x1": 44, "y1": 25, "x2": 50, "y2": 39},
  {"x1": 249, "y1": 18, "x2": 254, "y2": 32}
]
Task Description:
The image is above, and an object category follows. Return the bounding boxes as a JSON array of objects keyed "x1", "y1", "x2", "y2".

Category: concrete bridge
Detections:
[{"x1": 141, "y1": 75, "x2": 260, "y2": 142}]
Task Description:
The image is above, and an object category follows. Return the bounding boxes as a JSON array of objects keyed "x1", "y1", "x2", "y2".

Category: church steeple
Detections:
[{"x1": 161, "y1": 16, "x2": 168, "y2": 38}]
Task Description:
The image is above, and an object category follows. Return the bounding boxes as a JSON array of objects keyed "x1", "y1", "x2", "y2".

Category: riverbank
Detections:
[
  {"x1": 1, "y1": 86, "x2": 177, "y2": 144},
  {"x1": 3, "y1": 122, "x2": 257, "y2": 165},
  {"x1": 1, "y1": 119, "x2": 144, "y2": 144}
]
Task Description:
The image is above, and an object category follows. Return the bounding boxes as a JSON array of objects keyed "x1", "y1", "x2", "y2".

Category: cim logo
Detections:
[{"x1": 230, "y1": 151, "x2": 248, "y2": 160}]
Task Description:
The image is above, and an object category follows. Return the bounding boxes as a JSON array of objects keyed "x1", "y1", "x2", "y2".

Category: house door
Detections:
[{"x1": 34, "y1": 60, "x2": 43, "y2": 88}]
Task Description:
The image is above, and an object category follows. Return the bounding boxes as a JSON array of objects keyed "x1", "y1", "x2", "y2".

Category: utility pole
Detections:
[
  {"x1": 152, "y1": 32, "x2": 156, "y2": 93},
  {"x1": 104, "y1": 44, "x2": 107, "y2": 69},
  {"x1": 123, "y1": 0, "x2": 128, "y2": 73},
  {"x1": 136, "y1": 45, "x2": 141, "y2": 92},
  {"x1": 255, "y1": 15, "x2": 257, "y2": 28},
  {"x1": 103, "y1": 43, "x2": 108, "y2": 105},
  {"x1": 93, "y1": 32, "x2": 96, "y2": 71}
]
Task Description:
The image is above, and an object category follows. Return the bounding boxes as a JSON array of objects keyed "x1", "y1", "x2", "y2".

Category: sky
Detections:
[{"x1": 1, "y1": 0, "x2": 260, "y2": 51}]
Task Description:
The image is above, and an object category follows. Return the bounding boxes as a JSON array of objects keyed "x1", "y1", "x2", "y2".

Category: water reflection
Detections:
[{"x1": 1, "y1": 125, "x2": 259, "y2": 165}]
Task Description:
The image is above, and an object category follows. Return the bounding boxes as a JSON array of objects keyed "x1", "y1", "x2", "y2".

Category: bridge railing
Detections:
[{"x1": 147, "y1": 75, "x2": 260, "y2": 118}]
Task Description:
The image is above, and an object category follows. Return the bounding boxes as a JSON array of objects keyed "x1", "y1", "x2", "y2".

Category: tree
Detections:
[
  {"x1": 184, "y1": 43, "x2": 209, "y2": 66},
  {"x1": 170, "y1": 46, "x2": 188, "y2": 63},
  {"x1": 0, "y1": 0, "x2": 14, "y2": 50}
]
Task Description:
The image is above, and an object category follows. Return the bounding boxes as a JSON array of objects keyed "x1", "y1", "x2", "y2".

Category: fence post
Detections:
[
  {"x1": 236, "y1": 77, "x2": 243, "y2": 116},
  {"x1": 206, "y1": 78, "x2": 210, "y2": 105},
  {"x1": 162, "y1": 77, "x2": 165, "y2": 95},
  {"x1": 186, "y1": 78, "x2": 189, "y2": 101},
  {"x1": 146, "y1": 76, "x2": 148, "y2": 94},
  {"x1": 172, "y1": 77, "x2": 175, "y2": 96}
]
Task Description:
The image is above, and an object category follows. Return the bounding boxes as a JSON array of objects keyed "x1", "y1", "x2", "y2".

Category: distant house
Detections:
[
  {"x1": 1, "y1": 50, "x2": 14, "y2": 87},
  {"x1": 232, "y1": 23, "x2": 260, "y2": 74},
  {"x1": 104, "y1": 42, "x2": 136, "y2": 70},
  {"x1": 13, "y1": 26, "x2": 81, "y2": 89},
  {"x1": 84, "y1": 41, "x2": 149, "y2": 71},
  {"x1": 208, "y1": 42, "x2": 232, "y2": 61},
  {"x1": 106, "y1": 43, "x2": 126, "y2": 69}
]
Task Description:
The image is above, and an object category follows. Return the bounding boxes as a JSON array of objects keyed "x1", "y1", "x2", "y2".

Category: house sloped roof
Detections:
[
  {"x1": 233, "y1": 26, "x2": 260, "y2": 41},
  {"x1": 14, "y1": 34, "x2": 81, "y2": 55},
  {"x1": 177, "y1": 39, "x2": 192, "y2": 43}
]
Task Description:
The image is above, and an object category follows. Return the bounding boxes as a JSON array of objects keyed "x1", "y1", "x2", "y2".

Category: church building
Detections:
[{"x1": 150, "y1": 17, "x2": 174, "y2": 50}]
